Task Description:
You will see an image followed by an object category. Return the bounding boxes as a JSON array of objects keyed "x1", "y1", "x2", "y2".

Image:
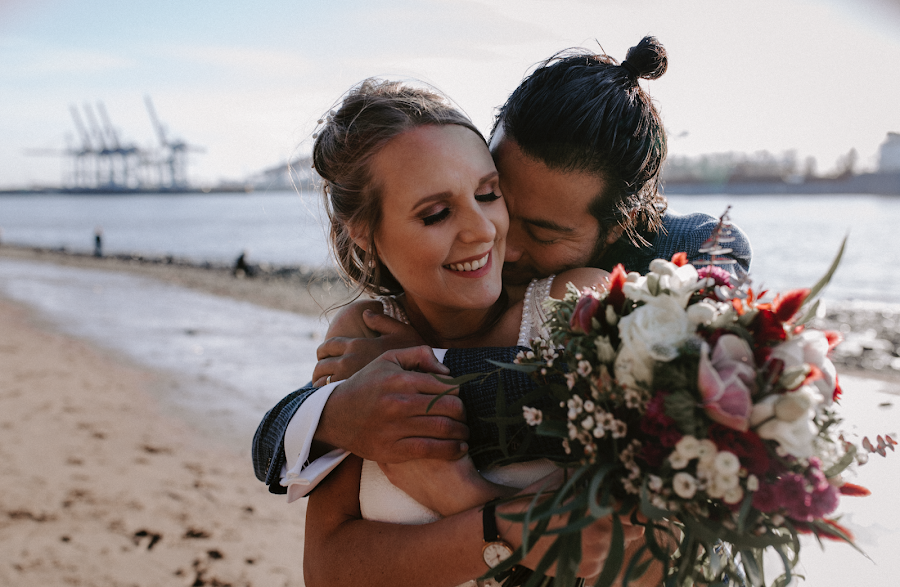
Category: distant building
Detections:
[
  {"x1": 248, "y1": 156, "x2": 318, "y2": 192},
  {"x1": 878, "y1": 132, "x2": 900, "y2": 172}
]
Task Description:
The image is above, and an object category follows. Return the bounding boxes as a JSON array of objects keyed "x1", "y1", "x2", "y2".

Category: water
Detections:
[
  {"x1": 2, "y1": 191, "x2": 898, "y2": 304},
  {"x1": 0, "y1": 191, "x2": 332, "y2": 269}
]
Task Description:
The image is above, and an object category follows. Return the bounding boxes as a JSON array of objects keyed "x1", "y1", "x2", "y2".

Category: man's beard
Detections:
[{"x1": 501, "y1": 262, "x2": 542, "y2": 286}]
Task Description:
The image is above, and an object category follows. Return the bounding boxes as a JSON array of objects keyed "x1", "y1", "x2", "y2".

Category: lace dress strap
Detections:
[
  {"x1": 380, "y1": 296, "x2": 410, "y2": 325},
  {"x1": 517, "y1": 275, "x2": 555, "y2": 347}
]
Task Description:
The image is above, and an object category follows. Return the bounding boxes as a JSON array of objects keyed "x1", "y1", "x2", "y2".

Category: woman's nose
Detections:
[{"x1": 459, "y1": 206, "x2": 497, "y2": 243}]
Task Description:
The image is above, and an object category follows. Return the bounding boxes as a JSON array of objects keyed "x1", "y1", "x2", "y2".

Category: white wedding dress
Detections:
[{"x1": 360, "y1": 276, "x2": 558, "y2": 587}]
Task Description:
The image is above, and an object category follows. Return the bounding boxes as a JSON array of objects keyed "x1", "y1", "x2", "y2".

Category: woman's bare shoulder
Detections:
[
  {"x1": 325, "y1": 299, "x2": 385, "y2": 339},
  {"x1": 550, "y1": 267, "x2": 610, "y2": 298}
]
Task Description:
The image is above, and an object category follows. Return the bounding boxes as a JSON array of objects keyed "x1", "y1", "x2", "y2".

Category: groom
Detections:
[{"x1": 253, "y1": 52, "x2": 752, "y2": 497}]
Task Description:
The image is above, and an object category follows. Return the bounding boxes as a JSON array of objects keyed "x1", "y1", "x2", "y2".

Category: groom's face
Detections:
[{"x1": 492, "y1": 137, "x2": 622, "y2": 286}]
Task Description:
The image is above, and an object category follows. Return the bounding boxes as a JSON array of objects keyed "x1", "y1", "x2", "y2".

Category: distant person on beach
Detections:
[
  {"x1": 253, "y1": 36, "x2": 752, "y2": 583},
  {"x1": 94, "y1": 228, "x2": 103, "y2": 258}
]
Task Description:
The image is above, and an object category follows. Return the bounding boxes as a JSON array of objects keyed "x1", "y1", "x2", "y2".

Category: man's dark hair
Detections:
[{"x1": 493, "y1": 36, "x2": 669, "y2": 256}]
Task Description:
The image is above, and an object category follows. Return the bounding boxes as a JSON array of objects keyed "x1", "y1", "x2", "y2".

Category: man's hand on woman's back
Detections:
[{"x1": 314, "y1": 346, "x2": 470, "y2": 463}]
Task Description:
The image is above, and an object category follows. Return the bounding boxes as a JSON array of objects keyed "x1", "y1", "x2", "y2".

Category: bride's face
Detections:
[{"x1": 366, "y1": 124, "x2": 507, "y2": 317}]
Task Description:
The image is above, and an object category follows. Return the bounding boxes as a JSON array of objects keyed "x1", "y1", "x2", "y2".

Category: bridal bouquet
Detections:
[{"x1": 490, "y1": 220, "x2": 895, "y2": 587}]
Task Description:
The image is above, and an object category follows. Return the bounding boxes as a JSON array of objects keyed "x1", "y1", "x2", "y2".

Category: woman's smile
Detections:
[{"x1": 443, "y1": 250, "x2": 491, "y2": 275}]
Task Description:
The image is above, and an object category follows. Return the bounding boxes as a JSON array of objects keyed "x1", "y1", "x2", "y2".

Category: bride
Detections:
[{"x1": 301, "y1": 78, "x2": 647, "y2": 587}]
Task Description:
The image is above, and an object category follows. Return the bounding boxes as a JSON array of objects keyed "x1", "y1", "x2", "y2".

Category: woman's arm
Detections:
[
  {"x1": 378, "y1": 454, "x2": 516, "y2": 518},
  {"x1": 304, "y1": 457, "x2": 646, "y2": 587}
]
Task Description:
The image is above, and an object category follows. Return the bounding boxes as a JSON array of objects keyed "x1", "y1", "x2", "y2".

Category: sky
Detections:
[{"x1": 2, "y1": 0, "x2": 900, "y2": 189}]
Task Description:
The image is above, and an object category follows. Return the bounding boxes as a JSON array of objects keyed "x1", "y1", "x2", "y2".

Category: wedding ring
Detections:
[{"x1": 326, "y1": 374, "x2": 332, "y2": 384}]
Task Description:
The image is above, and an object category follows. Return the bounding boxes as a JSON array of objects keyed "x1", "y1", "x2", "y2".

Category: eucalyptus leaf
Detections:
[
  {"x1": 824, "y1": 444, "x2": 857, "y2": 478},
  {"x1": 800, "y1": 235, "x2": 847, "y2": 314},
  {"x1": 593, "y1": 514, "x2": 625, "y2": 587}
]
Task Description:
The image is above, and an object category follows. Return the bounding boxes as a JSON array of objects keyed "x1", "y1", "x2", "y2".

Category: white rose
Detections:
[
  {"x1": 750, "y1": 389, "x2": 818, "y2": 458},
  {"x1": 614, "y1": 294, "x2": 692, "y2": 388},
  {"x1": 770, "y1": 330, "x2": 837, "y2": 405}
]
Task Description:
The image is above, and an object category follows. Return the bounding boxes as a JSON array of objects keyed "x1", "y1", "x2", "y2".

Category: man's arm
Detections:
[
  {"x1": 252, "y1": 346, "x2": 472, "y2": 497},
  {"x1": 252, "y1": 384, "x2": 321, "y2": 493}
]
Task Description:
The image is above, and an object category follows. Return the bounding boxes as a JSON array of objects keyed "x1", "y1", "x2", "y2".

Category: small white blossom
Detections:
[
  {"x1": 746, "y1": 474, "x2": 759, "y2": 492},
  {"x1": 522, "y1": 406, "x2": 543, "y2": 426},
  {"x1": 697, "y1": 439, "x2": 718, "y2": 465},
  {"x1": 605, "y1": 305, "x2": 618, "y2": 326},
  {"x1": 577, "y1": 360, "x2": 592, "y2": 377},
  {"x1": 581, "y1": 416, "x2": 595, "y2": 431},
  {"x1": 595, "y1": 335, "x2": 616, "y2": 363},
  {"x1": 593, "y1": 424, "x2": 606, "y2": 438},
  {"x1": 714, "y1": 451, "x2": 741, "y2": 476},
  {"x1": 723, "y1": 486, "x2": 744, "y2": 505},
  {"x1": 675, "y1": 435, "x2": 701, "y2": 460},
  {"x1": 716, "y1": 472, "x2": 740, "y2": 490},
  {"x1": 669, "y1": 451, "x2": 690, "y2": 470},
  {"x1": 583, "y1": 400, "x2": 595, "y2": 413},
  {"x1": 673, "y1": 472, "x2": 698, "y2": 499},
  {"x1": 564, "y1": 372, "x2": 577, "y2": 390},
  {"x1": 648, "y1": 475, "x2": 664, "y2": 492}
]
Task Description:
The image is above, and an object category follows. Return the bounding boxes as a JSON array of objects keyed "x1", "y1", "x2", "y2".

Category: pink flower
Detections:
[
  {"x1": 698, "y1": 335, "x2": 756, "y2": 431},
  {"x1": 570, "y1": 290, "x2": 602, "y2": 334},
  {"x1": 697, "y1": 265, "x2": 732, "y2": 288},
  {"x1": 774, "y1": 473, "x2": 813, "y2": 521}
]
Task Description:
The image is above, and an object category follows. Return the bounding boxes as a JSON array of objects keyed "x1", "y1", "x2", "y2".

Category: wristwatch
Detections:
[{"x1": 482, "y1": 501, "x2": 514, "y2": 568}]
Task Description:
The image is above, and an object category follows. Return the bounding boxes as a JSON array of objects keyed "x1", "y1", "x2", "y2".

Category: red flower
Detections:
[
  {"x1": 833, "y1": 374, "x2": 843, "y2": 402},
  {"x1": 838, "y1": 482, "x2": 871, "y2": 497},
  {"x1": 824, "y1": 330, "x2": 843, "y2": 352},
  {"x1": 570, "y1": 290, "x2": 602, "y2": 334},
  {"x1": 772, "y1": 288, "x2": 809, "y2": 323},
  {"x1": 671, "y1": 251, "x2": 688, "y2": 267},
  {"x1": 606, "y1": 264, "x2": 628, "y2": 312},
  {"x1": 708, "y1": 424, "x2": 771, "y2": 476},
  {"x1": 752, "y1": 309, "x2": 787, "y2": 343}
]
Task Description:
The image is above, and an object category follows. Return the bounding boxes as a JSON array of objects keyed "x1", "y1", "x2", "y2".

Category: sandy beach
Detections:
[{"x1": 0, "y1": 269, "x2": 313, "y2": 585}]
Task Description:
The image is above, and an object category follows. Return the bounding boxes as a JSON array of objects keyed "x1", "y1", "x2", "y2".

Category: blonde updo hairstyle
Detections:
[{"x1": 313, "y1": 78, "x2": 484, "y2": 296}]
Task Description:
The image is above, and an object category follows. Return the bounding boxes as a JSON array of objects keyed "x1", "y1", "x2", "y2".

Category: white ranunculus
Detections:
[
  {"x1": 750, "y1": 386, "x2": 820, "y2": 458},
  {"x1": 614, "y1": 294, "x2": 692, "y2": 389},
  {"x1": 770, "y1": 330, "x2": 837, "y2": 405}
]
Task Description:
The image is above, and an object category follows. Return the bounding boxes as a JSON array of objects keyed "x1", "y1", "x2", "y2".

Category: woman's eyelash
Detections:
[
  {"x1": 475, "y1": 191, "x2": 500, "y2": 202},
  {"x1": 423, "y1": 208, "x2": 450, "y2": 226}
]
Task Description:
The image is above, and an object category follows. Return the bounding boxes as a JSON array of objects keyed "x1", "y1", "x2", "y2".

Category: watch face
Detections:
[{"x1": 483, "y1": 542, "x2": 513, "y2": 567}]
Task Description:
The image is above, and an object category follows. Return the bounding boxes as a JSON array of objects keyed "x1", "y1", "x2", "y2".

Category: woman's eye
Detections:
[
  {"x1": 475, "y1": 191, "x2": 501, "y2": 203},
  {"x1": 423, "y1": 208, "x2": 451, "y2": 226}
]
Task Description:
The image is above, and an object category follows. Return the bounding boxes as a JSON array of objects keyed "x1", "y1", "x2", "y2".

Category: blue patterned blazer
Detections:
[{"x1": 252, "y1": 210, "x2": 752, "y2": 493}]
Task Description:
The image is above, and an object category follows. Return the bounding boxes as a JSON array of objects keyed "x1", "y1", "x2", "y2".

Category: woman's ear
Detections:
[{"x1": 348, "y1": 223, "x2": 371, "y2": 252}]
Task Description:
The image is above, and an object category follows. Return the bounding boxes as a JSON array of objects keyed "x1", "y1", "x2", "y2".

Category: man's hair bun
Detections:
[{"x1": 623, "y1": 36, "x2": 667, "y2": 81}]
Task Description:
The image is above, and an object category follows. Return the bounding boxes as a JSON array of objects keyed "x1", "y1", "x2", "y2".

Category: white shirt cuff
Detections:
[
  {"x1": 281, "y1": 380, "x2": 349, "y2": 502},
  {"x1": 279, "y1": 348, "x2": 448, "y2": 502}
]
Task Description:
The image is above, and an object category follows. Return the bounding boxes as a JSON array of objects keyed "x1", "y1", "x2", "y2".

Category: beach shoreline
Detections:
[{"x1": 0, "y1": 244, "x2": 354, "y2": 318}]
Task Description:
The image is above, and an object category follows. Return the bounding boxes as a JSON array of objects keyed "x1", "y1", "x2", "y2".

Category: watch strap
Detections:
[{"x1": 483, "y1": 500, "x2": 501, "y2": 542}]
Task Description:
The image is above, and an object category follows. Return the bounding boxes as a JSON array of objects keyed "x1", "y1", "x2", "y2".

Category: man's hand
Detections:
[
  {"x1": 313, "y1": 310, "x2": 427, "y2": 386},
  {"x1": 315, "y1": 346, "x2": 469, "y2": 463}
]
